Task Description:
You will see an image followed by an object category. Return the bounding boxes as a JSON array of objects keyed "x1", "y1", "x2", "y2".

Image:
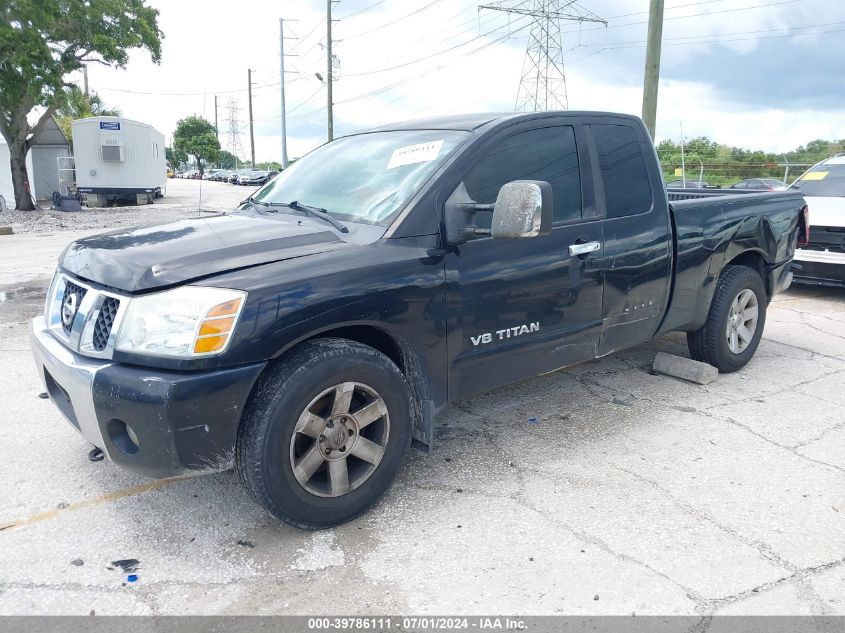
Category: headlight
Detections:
[{"x1": 116, "y1": 286, "x2": 247, "y2": 358}]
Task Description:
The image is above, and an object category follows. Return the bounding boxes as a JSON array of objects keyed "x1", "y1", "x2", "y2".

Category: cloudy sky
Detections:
[{"x1": 79, "y1": 0, "x2": 845, "y2": 162}]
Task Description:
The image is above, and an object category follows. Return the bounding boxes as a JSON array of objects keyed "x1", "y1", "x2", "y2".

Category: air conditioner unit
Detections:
[{"x1": 101, "y1": 135, "x2": 124, "y2": 162}]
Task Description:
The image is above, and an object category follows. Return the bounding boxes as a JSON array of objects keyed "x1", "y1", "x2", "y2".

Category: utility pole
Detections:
[
  {"x1": 279, "y1": 18, "x2": 290, "y2": 168},
  {"x1": 480, "y1": 0, "x2": 606, "y2": 111},
  {"x1": 82, "y1": 65, "x2": 89, "y2": 96},
  {"x1": 214, "y1": 95, "x2": 219, "y2": 139},
  {"x1": 326, "y1": 0, "x2": 334, "y2": 141},
  {"x1": 641, "y1": 0, "x2": 664, "y2": 139},
  {"x1": 247, "y1": 68, "x2": 256, "y2": 168}
]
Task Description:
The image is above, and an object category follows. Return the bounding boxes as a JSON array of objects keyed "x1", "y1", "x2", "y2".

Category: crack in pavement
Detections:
[
  {"x1": 795, "y1": 419, "x2": 845, "y2": 449},
  {"x1": 708, "y1": 412, "x2": 845, "y2": 475},
  {"x1": 613, "y1": 465, "x2": 799, "y2": 575},
  {"x1": 705, "y1": 557, "x2": 845, "y2": 616}
]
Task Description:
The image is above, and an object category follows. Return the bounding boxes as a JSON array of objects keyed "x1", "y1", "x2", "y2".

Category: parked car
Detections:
[
  {"x1": 30, "y1": 112, "x2": 806, "y2": 528},
  {"x1": 239, "y1": 170, "x2": 277, "y2": 186},
  {"x1": 729, "y1": 178, "x2": 787, "y2": 191},
  {"x1": 789, "y1": 154, "x2": 845, "y2": 286},
  {"x1": 203, "y1": 169, "x2": 222, "y2": 180},
  {"x1": 213, "y1": 170, "x2": 233, "y2": 182},
  {"x1": 228, "y1": 169, "x2": 251, "y2": 184},
  {"x1": 666, "y1": 179, "x2": 713, "y2": 189}
]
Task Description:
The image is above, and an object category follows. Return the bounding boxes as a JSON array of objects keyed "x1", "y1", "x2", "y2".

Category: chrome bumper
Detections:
[
  {"x1": 795, "y1": 248, "x2": 845, "y2": 265},
  {"x1": 30, "y1": 315, "x2": 113, "y2": 457}
]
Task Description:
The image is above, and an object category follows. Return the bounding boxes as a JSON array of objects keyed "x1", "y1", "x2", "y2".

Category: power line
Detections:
[
  {"x1": 607, "y1": 0, "x2": 731, "y2": 20},
  {"x1": 338, "y1": 0, "x2": 388, "y2": 20},
  {"x1": 256, "y1": 84, "x2": 325, "y2": 122},
  {"x1": 288, "y1": 19, "x2": 324, "y2": 54},
  {"x1": 572, "y1": 19, "x2": 845, "y2": 49},
  {"x1": 265, "y1": 13, "x2": 526, "y2": 124},
  {"x1": 287, "y1": 17, "x2": 533, "y2": 122},
  {"x1": 345, "y1": 11, "x2": 534, "y2": 77},
  {"x1": 342, "y1": 0, "x2": 451, "y2": 39},
  {"x1": 559, "y1": 0, "x2": 803, "y2": 37},
  {"x1": 98, "y1": 77, "x2": 285, "y2": 98}
]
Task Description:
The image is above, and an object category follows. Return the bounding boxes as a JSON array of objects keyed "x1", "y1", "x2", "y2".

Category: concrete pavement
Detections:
[{"x1": 0, "y1": 227, "x2": 842, "y2": 617}]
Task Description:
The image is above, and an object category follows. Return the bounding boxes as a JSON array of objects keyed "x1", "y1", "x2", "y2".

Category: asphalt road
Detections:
[{"x1": 0, "y1": 223, "x2": 843, "y2": 617}]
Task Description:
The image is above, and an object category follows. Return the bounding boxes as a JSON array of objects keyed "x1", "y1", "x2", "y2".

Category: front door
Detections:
[{"x1": 444, "y1": 122, "x2": 604, "y2": 400}]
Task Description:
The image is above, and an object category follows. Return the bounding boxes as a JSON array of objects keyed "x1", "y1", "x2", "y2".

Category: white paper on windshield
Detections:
[{"x1": 387, "y1": 140, "x2": 444, "y2": 169}]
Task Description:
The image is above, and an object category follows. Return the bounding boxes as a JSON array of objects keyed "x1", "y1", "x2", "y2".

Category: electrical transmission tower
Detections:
[
  {"x1": 225, "y1": 98, "x2": 246, "y2": 168},
  {"x1": 480, "y1": 0, "x2": 606, "y2": 111}
]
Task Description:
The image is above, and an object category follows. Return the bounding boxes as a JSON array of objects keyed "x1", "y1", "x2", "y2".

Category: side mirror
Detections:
[{"x1": 491, "y1": 180, "x2": 553, "y2": 239}]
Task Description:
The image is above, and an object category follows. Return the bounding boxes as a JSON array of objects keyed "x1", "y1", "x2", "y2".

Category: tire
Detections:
[
  {"x1": 687, "y1": 265, "x2": 767, "y2": 373},
  {"x1": 236, "y1": 338, "x2": 412, "y2": 529}
]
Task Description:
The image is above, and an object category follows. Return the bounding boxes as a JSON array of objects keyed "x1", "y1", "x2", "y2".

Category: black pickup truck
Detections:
[{"x1": 31, "y1": 112, "x2": 808, "y2": 528}]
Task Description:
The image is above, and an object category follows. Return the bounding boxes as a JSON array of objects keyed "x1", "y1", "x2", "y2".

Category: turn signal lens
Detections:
[
  {"x1": 207, "y1": 298, "x2": 242, "y2": 318},
  {"x1": 198, "y1": 316, "x2": 235, "y2": 336},
  {"x1": 194, "y1": 335, "x2": 227, "y2": 354},
  {"x1": 193, "y1": 298, "x2": 244, "y2": 354}
]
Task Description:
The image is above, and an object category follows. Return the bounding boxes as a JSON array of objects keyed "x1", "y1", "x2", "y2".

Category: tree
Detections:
[
  {"x1": 218, "y1": 150, "x2": 239, "y2": 169},
  {"x1": 55, "y1": 86, "x2": 121, "y2": 146},
  {"x1": 0, "y1": 0, "x2": 162, "y2": 210},
  {"x1": 173, "y1": 116, "x2": 220, "y2": 175},
  {"x1": 166, "y1": 145, "x2": 188, "y2": 168}
]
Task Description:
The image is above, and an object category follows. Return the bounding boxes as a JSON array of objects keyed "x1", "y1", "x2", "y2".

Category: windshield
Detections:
[
  {"x1": 251, "y1": 130, "x2": 469, "y2": 225},
  {"x1": 790, "y1": 163, "x2": 845, "y2": 197}
]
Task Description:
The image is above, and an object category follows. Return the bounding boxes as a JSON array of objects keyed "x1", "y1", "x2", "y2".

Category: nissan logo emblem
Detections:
[{"x1": 61, "y1": 292, "x2": 78, "y2": 328}]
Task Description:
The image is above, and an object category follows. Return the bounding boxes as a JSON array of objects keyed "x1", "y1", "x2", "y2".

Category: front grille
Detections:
[
  {"x1": 48, "y1": 273, "x2": 127, "y2": 357},
  {"x1": 92, "y1": 297, "x2": 120, "y2": 351},
  {"x1": 61, "y1": 281, "x2": 87, "y2": 334}
]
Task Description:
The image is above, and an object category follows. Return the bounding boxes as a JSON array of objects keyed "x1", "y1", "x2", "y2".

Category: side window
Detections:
[
  {"x1": 591, "y1": 124, "x2": 652, "y2": 217},
  {"x1": 463, "y1": 126, "x2": 582, "y2": 223}
]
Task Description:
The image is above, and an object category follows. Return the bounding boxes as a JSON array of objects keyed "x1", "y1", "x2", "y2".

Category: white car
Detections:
[{"x1": 789, "y1": 154, "x2": 845, "y2": 287}]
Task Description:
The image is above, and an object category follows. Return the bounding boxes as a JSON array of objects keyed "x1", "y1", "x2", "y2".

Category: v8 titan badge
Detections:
[{"x1": 471, "y1": 322, "x2": 540, "y2": 346}]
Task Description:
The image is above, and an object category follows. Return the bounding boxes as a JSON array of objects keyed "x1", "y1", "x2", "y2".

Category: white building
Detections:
[
  {"x1": 0, "y1": 116, "x2": 71, "y2": 208},
  {"x1": 72, "y1": 116, "x2": 166, "y2": 206}
]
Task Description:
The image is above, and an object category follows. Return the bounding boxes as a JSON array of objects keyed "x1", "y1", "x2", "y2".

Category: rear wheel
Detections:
[
  {"x1": 236, "y1": 338, "x2": 412, "y2": 529},
  {"x1": 687, "y1": 265, "x2": 767, "y2": 372}
]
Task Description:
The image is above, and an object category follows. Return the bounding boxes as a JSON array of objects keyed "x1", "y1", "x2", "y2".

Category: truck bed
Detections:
[{"x1": 658, "y1": 190, "x2": 805, "y2": 334}]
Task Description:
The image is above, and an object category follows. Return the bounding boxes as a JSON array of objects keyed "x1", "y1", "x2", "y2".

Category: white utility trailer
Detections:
[{"x1": 72, "y1": 116, "x2": 166, "y2": 206}]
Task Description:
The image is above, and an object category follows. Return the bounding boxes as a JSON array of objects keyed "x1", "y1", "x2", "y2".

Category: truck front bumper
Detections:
[{"x1": 30, "y1": 316, "x2": 266, "y2": 478}]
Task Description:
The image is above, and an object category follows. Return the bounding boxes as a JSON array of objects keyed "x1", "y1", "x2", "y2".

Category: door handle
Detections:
[{"x1": 569, "y1": 241, "x2": 601, "y2": 257}]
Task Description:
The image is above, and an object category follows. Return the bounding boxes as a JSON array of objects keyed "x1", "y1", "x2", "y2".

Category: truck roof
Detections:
[{"x1": 360, "y1": 111, "x2": 641, "y2": 134}]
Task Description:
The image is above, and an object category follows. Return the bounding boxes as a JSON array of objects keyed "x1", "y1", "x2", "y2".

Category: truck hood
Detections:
[
  {"x1": 806, "y1": 196, "x2": 845, "y2": 228},
  {"x1": 60, "y1": 214, "x2": 351, "y2": 293}
]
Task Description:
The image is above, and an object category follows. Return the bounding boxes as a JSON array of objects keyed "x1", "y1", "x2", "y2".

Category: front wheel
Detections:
[
  {"x1": 236, "y1": 338, "x2": 412, "y2": 529},
  {"x1": 687, "y1": 265, "x2": 767, "y2": 373}
]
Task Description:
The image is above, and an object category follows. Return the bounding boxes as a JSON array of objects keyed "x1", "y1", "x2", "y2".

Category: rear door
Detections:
[
  {"x1": 587, "y1": 119, "x2": 673, "y2": 355},
  {"x1": 444, "y1": 120, "x2": 605, "y2": 399}
]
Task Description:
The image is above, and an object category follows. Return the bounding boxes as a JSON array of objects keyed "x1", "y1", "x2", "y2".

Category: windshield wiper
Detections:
[
  {"x1": 241, "y1": 196, "x2": 277, "y2": 213},
  {"x1": 279, "y1": 200, "x2": 349, "y2": 233}
]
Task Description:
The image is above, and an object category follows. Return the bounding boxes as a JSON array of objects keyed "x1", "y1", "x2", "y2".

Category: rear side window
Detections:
[
  {"x1": 464, "y1": 125, "x2": 582, "y2": 222},
  {"x1": 592, "y1": 124, "x2": 652, "y2": 217}
]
